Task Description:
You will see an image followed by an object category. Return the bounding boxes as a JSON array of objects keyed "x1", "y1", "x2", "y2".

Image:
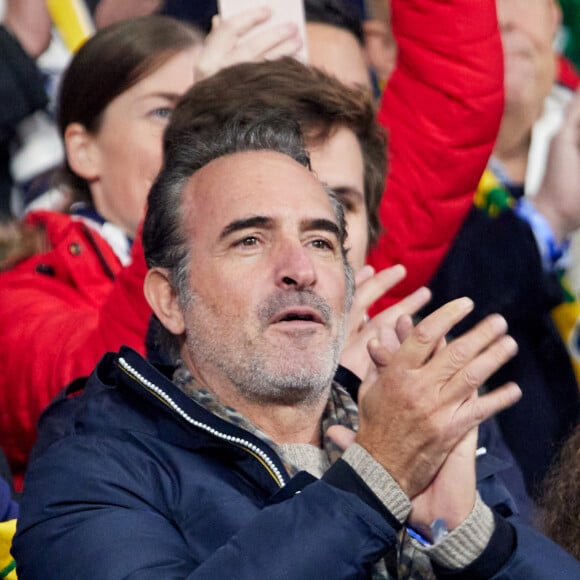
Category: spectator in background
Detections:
[
  {"x1": 304, "y1": 0, "x2": 372, "y2": 89},
  {"x1": 0, "y1": 0, "x2": 51, "y2": 216}
]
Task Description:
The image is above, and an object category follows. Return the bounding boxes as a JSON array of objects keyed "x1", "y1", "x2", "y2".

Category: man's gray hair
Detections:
[{"x1": 143, "y1": 112, "x2": 353, "y2": 359}]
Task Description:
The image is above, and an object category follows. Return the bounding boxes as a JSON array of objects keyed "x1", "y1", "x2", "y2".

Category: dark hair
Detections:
[
  {"x1": 56, "y1": 16, "x2": 202, "y2": 203},
  {"x1": 537, "y1": 423, "x2": 580, "y2": 559},
  {"x1": 305, "y1": 0, "x2": 364, "y2": 44},
  {"x1": 143, "y1": 112, "x2": 352, "y2": 358},
  {"x1": 165, "y1": 57, "x2": 385, "y2": 247}
]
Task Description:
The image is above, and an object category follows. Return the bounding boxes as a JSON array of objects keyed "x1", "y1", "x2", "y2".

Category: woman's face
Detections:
[{"x1": 80, "y1": 47, "x2": 199, "y2": 238}]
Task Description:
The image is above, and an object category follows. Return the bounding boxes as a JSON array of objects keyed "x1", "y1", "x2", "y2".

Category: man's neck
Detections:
[
  {"x1": 228, "y1": 394, "x2": 329, "y2": 447},
  {"x1": 493, "y1": 126, "x2": 532, "y2": 186},
  {"x1": 180, "y1": 352, "x2": 330, "y2": 446},
  {"x1": 493, "y1": 100, "x2": 544, "y2": 185}
]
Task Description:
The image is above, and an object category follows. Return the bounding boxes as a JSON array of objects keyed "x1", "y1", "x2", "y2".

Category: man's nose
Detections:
[{"x1": 274, "y1": 240, "x2": 317, "y2": 290}]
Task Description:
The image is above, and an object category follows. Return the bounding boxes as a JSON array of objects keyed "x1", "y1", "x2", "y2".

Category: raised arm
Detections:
[{"x1": 367, "y1": 0, "x2": 504, "y2": 311}]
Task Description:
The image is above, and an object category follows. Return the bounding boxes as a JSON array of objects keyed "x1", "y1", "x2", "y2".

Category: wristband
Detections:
[{"x1": 407, "y1": 518, "x2": 449, "y2": 546}]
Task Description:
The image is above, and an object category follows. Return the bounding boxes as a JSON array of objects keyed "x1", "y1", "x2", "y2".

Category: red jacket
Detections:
[
  {"x1": 0, "y1": 211, "x2": 150, "y2": 487},
  {"x1": 367, "y1": 0, "x2": 504, "y2": 312}
]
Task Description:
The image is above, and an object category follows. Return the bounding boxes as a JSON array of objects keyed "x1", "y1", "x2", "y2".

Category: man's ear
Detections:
[
  {"x1": 64, "y1": 122, "x2": 101, "y2": 181},
  {"x1": 144, "y1": 268, "x2": 186, "y2": 336}
]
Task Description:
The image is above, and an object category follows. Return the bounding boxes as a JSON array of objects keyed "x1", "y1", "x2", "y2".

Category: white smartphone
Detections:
[{"x1": 217, "y1": 0, "x2": 309, "y2": 63}]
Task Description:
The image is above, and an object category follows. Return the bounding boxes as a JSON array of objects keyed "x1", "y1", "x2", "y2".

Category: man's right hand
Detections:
[{"x1": 355, "y1": 297, "x2": 521, "y2": 499}]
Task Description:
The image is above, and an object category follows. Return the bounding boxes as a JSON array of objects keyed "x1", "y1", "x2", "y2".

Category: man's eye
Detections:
[
  {"x1": 311, "y1": 239, "x2": 333, "y2": 250},
  {"x1": 238, "y1": 236, "x2": 259, "y2": 247}
]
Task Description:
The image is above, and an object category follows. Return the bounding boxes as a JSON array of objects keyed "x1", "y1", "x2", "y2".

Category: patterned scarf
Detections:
[
  {"x1": 173, "y1": 362, "x2": 436, "y2": 579},
  {"x1": 476, "y1": 168, "x2": 580, "y2": 393}
]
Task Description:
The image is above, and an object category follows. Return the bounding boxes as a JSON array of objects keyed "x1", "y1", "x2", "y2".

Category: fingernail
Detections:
[{"x1": 489, "y1": 313, "x2": 508, "y2": 333}]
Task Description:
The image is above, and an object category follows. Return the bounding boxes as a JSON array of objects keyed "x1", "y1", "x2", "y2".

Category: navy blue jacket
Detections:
[{"x1": 13, "y1": 348, "x2": 580, "y2": 579}]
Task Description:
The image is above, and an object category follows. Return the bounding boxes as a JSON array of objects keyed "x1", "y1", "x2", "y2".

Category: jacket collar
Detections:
[{"x1": 114, "y1": 346, "x2": 290, "y2": 489}]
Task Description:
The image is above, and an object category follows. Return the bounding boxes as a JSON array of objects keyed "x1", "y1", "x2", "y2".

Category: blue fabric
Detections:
[
  {"x1": 0, "y1": 476, "x2": 17, "y2": 521},
  {"x1": 14, "y1": 348, "x2": 580, "y2": 578}
]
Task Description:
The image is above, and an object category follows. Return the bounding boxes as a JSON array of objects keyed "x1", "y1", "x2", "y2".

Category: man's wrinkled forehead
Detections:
[{"x1": 179, "y1": 150, "x2": 339, "y2": 241}]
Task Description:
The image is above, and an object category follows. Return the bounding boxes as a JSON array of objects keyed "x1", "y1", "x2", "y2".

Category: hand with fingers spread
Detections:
[
  {"x1": 195, "y1": 7, "x2": 302, "y2": 82},
  {"x1": 355, "y1": 297, "x2": 521, "y2": 501},
  {"x1": 339, "y1": 264, "x2": 432, "y2": 379}
]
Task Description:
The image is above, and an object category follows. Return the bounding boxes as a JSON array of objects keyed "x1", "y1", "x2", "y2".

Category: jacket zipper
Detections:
[{"x1": 118, "y1": 356, "x2": 287, "y2": 488}]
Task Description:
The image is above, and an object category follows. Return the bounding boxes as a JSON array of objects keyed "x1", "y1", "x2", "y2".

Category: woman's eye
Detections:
[{"x1": 151, "y1": 107, "x2": 173, "y2": 120}]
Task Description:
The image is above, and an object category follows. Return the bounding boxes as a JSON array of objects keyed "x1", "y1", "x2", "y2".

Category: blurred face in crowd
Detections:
[
  {"x1": 306, "y1": 22, "x2": 371, "y2": 90},
  {"x1": 308, "y1": 127, "x2": 369, "y2": 271},
  {"x1": 66, "y1": 47, "x2": 199, "y2": 238},
  {"x1": 363, "y1": 0, "x2": 396, "y2": 86},
  {"x1": 169, "y1": 151, "x2": 350, "y2": 406},
  {"x1": 496, "y1": 0, "x2": 560, "y2": 120}
]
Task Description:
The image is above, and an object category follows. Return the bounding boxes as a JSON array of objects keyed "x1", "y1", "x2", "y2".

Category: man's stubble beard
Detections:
[{"x1": 181, "y1": 289, "x2": 348, "y2": 408}]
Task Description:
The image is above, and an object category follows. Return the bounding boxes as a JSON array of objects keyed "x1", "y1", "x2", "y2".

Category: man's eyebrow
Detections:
[
  {"x1": 219, "y1": 216, "x2": 273, "y2": 240},
  {"x1": 303, "y1": 218, "x2": 341, "y2": 239}
]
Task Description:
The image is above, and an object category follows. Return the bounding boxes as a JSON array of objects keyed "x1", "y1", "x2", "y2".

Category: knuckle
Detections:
[
  {"x1": 447, "y1": 341, "x2": 469, "y2": 367},
  {"x1": 412, "y1": 323, "x2": 433, "y2": 346},
  {"x1": 459, "y1": 367, "x2": 481, "y2": 391},
  {"x1": 471, "y1": 402, "x2": 487, "y2": 424}
]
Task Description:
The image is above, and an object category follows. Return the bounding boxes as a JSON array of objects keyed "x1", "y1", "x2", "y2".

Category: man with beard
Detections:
[{"x1": 13, "y1": 112, "x2": 580, "y2": 578}]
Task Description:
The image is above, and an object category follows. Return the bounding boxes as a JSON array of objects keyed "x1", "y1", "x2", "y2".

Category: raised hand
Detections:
[
  {"x1": 340, "y1": 264, "x2": 431, "y2": 379},
  {"x1": 355, "y1": 297, "x2": 521, "y2": 499},
  {"x1": 195, "y1": 7, "x2": 302, "y2": 82}
]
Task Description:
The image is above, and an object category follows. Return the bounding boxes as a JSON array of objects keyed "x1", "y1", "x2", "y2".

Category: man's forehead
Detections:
[{"x1": 181, "y1": 150, "x2": 336, "y2": 232}]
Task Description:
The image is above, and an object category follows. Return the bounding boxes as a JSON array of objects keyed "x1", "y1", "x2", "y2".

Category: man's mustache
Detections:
[{"x1": 258, "y1": 290, "x2": 332, "y2": 327}]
